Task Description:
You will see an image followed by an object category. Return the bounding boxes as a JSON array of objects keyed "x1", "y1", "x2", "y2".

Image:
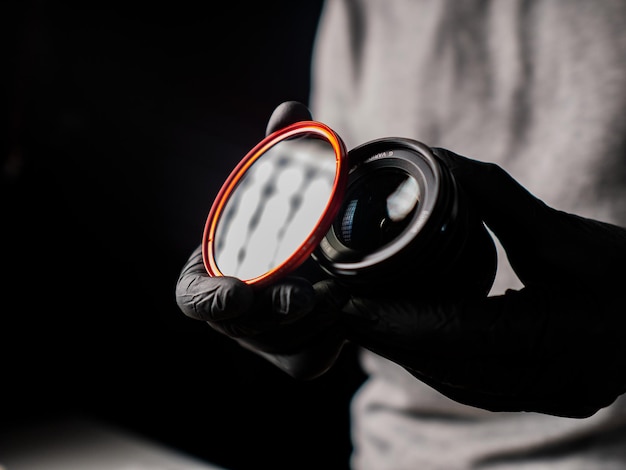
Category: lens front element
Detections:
[{"x1": 334, "y1": 169, "x2": 419, "y2": 254}]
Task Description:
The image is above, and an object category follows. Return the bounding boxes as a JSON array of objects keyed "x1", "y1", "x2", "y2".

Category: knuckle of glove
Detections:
[
  {"x1": 175, "y1": 272, "x2": 253, "y2": 322},
  {"x1": 268, "y1": 277, "x2": 316, "y2": 319}
]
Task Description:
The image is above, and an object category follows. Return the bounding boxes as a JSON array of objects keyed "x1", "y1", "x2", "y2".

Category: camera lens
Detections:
[
  {"x1": 313, "y1": 138, "x2": 497, "y2": 299},
  {"x1": 334, "y1": 169, "x2": 419, "y2": 253}
]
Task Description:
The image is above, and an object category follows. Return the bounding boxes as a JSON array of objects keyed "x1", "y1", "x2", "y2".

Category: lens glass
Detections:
[
  {"x1": 334, "y1": 168, "x2": 419, "y2": 253},
  {"x1": 213, "y1": 135, "x2": 338, "y2": 280}
]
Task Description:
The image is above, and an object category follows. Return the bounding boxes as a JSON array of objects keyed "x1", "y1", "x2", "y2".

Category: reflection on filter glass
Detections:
[{"x1": 215, "y1": 137, "x2": 337, "y2": 280}]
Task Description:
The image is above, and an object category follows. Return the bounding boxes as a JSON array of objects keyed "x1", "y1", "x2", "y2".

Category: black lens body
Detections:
[{"x1": 312, "y1": 138, "x2": 497, "y2": 299}]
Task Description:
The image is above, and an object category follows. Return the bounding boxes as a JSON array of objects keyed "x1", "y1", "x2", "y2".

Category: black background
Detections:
[{"x1": 2, "y1": 1, "x2": 366, "y2": 469}]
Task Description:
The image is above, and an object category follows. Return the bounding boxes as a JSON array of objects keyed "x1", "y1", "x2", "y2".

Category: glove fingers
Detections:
[
  {"x1": 342, "y1": 286, "x2": 624, "y2": 416},
  {"x1": 341, "y1": 287, "x2": 574, "y2": 361},
  {"x1": 434, "y1": 148, "x2": 626, "y2": 287},
  {"x1": 341, "y1": 294, "x2": 500, "y2": 356},
  {"x1": 175, "y1": 245, "x2": 254, "y2": 321},
  {"x1": 432, "y1": 148, "x2": 547, "y2": 243},
  {"x1": 265, "y1": 101, "x2": 313, "y2": 136},
  {"x1": 260, "y1": 276, "x2": 317, "y2": 320},
  {"x1": 234, "y1": 281, "x2": 342, "y2": 352}
]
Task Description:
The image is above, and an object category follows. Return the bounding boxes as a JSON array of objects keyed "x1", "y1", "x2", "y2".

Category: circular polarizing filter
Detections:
[{"x1": 202, "y1": 121, "x2": 348, "y2": 287}]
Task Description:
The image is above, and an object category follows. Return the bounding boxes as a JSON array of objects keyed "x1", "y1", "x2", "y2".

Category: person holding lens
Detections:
[{"x1": 176, "y1": 1, "x2": 626, "y2": 468}]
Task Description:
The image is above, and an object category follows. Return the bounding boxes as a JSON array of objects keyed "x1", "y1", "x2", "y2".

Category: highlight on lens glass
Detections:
[{"x1": 202, "y1": 121, "x2": 348, "y2": 287}]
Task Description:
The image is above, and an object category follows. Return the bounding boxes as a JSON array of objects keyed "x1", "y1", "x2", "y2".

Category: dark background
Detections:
[{"x1": 2, "y1": 1, "x2": 367, "y2": 469}]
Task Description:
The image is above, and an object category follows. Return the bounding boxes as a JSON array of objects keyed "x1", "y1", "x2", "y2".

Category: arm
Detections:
[{"x1": 338, "y1": 148, "x2": 626, "y2": 418}]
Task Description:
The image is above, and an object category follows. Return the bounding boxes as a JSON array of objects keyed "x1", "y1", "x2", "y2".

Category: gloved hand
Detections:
[
  {"x1": 175, "y1": 101, "x2": 346, "y2": 380},
  {"x1": 338, "y1": 147, "x2": 626, "y2": 418}
]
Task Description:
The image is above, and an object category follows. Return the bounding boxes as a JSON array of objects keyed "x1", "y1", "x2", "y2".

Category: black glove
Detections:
[
  {"x1": 338, "y1": 148, "x2": 626, "y2": 418},
  {"x1": 175, "y1": 101, "x2": 346, "y2": 380}
]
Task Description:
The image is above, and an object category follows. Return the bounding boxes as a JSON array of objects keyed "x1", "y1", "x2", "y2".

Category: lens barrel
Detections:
[{"x1": 313, "y1": 138, "x2": 496, "y2": 299}]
